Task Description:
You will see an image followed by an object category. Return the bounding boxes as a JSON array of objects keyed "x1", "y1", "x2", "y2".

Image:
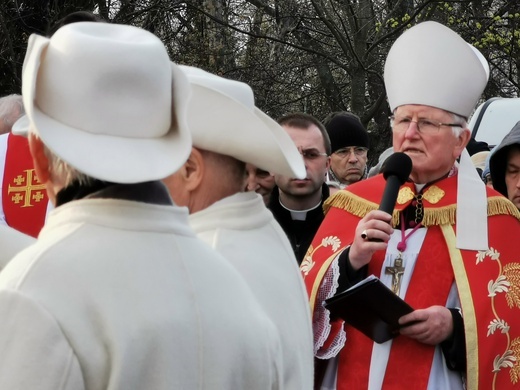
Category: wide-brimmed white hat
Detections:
[
  {"x1": 384, "y1": 21, "x2": 488, "y2": 119},
  {"x1": 17, "y1": 22, "x2": 192, "y2": 183},
  {"x1": 178, "y1": 65, "x2": 305, "y2": 179}
]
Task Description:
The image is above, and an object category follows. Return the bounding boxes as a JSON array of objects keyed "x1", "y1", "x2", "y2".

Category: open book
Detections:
[{"x1": 324, "y1": 275, "x2": 414, "y2": 344}]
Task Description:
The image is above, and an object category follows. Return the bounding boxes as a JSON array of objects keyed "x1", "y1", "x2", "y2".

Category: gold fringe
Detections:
[
  {"x1": 488, "y1": 196, "x2": 520, "y2": 221},
  {"x1": 323, "y1": 191, "x2": 378, "y2": 217},
  {"x1": 323, "y1": 191, "x2": 401, "y2": 226},
  {"x1": 324, "y1": 192, "x2": 520, "y2": 227},
  {"x1": 402, "y1": 199, "x2": 520, "y2": 226},
  {"x1": 422, "y1": 205, "x2": 457, "y2": 226}
]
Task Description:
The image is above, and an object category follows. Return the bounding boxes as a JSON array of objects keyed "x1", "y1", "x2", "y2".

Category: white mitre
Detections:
[{"x1": 384, "y1": 21, "x2": 490, "y2": 250}]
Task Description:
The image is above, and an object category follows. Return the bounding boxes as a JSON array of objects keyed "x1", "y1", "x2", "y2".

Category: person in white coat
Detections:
[
  {"x1": 0, "y1": 224, "x2": 34, "y2": 270},
  {"x1": 0, "y1": 22, "x2": 284, "y2": 390},
  {"x1": 163, "y1": 66, "x2": 314, "y2": 390}
]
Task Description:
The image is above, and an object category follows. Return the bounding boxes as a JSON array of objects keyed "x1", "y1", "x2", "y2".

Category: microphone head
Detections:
[{"x1": 382, "y1": 152, "x2": 413, "y2": 184}]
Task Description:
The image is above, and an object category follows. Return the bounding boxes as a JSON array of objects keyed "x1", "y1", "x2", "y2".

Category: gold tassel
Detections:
[
  {"x1": 323, "y1": 191, "x2": 378, "y2": 217},
  {"x1": 421, "y1": 197, "x2": 520, "y2": 226},
  {"x1": 323, "y1": 191, "x2": 401, "y2": 227},
  {"x1": 488, "y1": 197, "x2": 520, "y2": 221},
  {"x1": 324, "y1": 193, "x2": 520, "y2": 227},
  {"x1": 422, "y1": 205, "x2": 457, "y2": 226}
]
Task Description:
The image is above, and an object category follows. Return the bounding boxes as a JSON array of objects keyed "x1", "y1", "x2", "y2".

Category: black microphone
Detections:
[
  {"x1": 379, "y1": 152, "x2": 413, "y2": 214},
  {"x1": 367, "y1": 152, "x2": 412, "y2": 242}
]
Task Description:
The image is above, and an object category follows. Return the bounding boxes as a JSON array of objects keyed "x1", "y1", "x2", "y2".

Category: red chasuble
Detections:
[
  {"x1": 2, "y1": 133, "x2": 47, "y2": 237},
  {"x1": 301, "y1": 174, "x2": 520, "y2": 390}
]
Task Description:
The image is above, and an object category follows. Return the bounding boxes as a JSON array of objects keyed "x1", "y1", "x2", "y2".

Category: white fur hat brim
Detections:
[
  {"x1": 21, "y1": 23, "x2": 192, "y2": 184},
  {"x1": 179, "y1": 65, "x2": 305, "y2": 179}
]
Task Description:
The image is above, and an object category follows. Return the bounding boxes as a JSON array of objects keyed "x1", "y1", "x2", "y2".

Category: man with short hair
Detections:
[
  {"x1": 323, "y1": 111, "x2": 370, "y2": 193},
  {"x1": 0, "y1": 23, "x2": 283, "y2": 389},
  {"x1": 163, "y1": 66, "x2": 314, "y2": 390},
  {"x1": 302, "y1": 22, "x2": 520, "y2": 389},
  {"x1": 268, "y1": 113, "x2": 331, "y2": 264},
  {"x1": 490, "y1": 121, "x2": 520, "y2": 210}
]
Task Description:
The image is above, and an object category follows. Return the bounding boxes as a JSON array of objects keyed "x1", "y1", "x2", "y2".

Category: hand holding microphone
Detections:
[
  {"x1": 349, "y1": 153, "x2": 412, "y2": 269},
  {"x1": 366, "y1": 152, "x2": 413, "y2": 242}
]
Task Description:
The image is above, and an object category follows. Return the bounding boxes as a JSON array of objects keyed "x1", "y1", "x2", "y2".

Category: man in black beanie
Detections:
[{"x1": 323, "y1": 111, "x2": 369, "y2": 193}]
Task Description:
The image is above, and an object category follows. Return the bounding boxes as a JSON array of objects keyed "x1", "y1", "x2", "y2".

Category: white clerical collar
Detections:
[
  {"x1": 279, "y1": 198, "x2": 322, "y2": 221},
  {"x1": 414, "y1": 183, "x2": 426, "y2": 193}
]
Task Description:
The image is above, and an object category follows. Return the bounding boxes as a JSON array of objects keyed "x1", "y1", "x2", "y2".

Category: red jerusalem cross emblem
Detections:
[{"x1": 8, "y1": 169, "x2": 46, "y2": 208}]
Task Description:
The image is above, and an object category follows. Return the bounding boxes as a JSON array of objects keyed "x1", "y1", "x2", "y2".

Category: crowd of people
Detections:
[{"x1": 0, "y1": 10, "x2": 519, "y2": 390}]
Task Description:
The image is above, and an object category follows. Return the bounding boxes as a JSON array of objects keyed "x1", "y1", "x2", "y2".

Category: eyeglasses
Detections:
[
  {"x1": 334, "y1": 146, "x2": 368, "y2": 157},
  {"x1": 298, "y1": 147, "x2": 328, "y2": 160},
  {"x1": 390, "y1": 115, "x2": 463, "y2": 134}
]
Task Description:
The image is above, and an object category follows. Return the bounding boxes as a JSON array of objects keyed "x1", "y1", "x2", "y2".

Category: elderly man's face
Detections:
[
  {"x1": 330, "y1": 146, "x2": 368, "y2": 185},
  {"x1": 505, "y1": 147, "x2": 520, "y2": 210},
  {"x1": 392, "y1": 105, "x2": 469, "y2": 184}
]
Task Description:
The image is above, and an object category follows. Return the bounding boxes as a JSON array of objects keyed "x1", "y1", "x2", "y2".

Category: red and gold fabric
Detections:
[
  {"x1": 2, "y1": 133, "x2": 47, "y2": 238},
  {"x1": 301, "y1": 174, "x2": 520, "y2": 390}
]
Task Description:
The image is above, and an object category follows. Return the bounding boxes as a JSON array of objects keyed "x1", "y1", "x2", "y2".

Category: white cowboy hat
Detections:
[
  {"x1": 17, "y1": 22, "x2": 191, "y2": 183},
  {"x1": 178, "y1": 65, "x2": 305, "y2": 179}
]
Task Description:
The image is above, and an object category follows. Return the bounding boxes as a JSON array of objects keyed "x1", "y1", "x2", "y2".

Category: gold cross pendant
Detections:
[{"x1": 385, "y1": 255, "x2": 405, "y2": 296}]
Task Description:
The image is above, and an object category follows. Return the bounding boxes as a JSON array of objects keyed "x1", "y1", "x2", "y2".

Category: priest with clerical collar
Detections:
[{"x1": 302, "y1": 21, "x2": 520, "y2": 390}]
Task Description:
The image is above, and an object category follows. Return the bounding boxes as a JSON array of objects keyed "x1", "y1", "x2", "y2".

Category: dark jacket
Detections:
[
  {"x1": 267, "y1": 184, "x2": 330, "y2": 265},
  {"x1": 490, "y1": 121, "x2": 520, "y2": 197}
]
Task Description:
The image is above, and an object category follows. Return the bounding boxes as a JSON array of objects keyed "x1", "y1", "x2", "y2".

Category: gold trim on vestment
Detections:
[
  {"x1": 422, "y1": 205, "x2": 457, "y2": 226},
  {"x1": 397, "y1": 187, "x2": 414, "y2": 204},
  {"x1": 440, "y1": 224, "x2": 479, "y2": 390},
  {"x1": 309, "y1": 249, "x2": 344, "y2": 314},
  {"x1": 488, "y1": 197, "x2": 520, "y2": 221},
  {"x1": 325, "y1": 192, "x2": 520, "y2": 228},
  {"x1": 422, "y1": 185, "x2": 445, "y2": 204},
  {"x1": 323, "y1": 191, "x2": 401, "y2": 226},
  {"x1": 323, "y1": 191, "x2": 378, "y2": 217},
  {"x1": 397, "y1": 185, "x2": 445, "y2": 205}
]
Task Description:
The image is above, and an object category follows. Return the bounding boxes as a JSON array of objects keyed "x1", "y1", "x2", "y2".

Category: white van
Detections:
[{"x1": 468, "y1": 97, "x2": 520, "y2": 148}]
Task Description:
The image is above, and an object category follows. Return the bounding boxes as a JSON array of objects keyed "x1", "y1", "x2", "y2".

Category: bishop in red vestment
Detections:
[{"x1": 302, "y1": 21, "x2": 520, "y2": 390}]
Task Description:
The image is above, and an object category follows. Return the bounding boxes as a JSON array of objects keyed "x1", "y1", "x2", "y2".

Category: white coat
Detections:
[
  {"x1": 0, "y1": 224, "x2": 34, "y2": 270},
  {"x1": 189, "y1": 191, "x2": 314, "y2": 389},
  {"x1": 0, "y1": 194, "x2": 283, "y2": 389}
]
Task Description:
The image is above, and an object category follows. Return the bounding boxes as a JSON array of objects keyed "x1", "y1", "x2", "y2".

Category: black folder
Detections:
[{"x1": 324, "y1": 276, "x2": 414, "y2": 344}]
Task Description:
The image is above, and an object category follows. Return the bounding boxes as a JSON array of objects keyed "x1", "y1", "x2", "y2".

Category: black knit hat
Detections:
[{"x1": 323, "y1": 112, "x2": 369, "y2": 153}]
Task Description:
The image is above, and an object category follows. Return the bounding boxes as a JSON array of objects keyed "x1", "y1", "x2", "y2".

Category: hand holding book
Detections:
[{"x1": 324, "y1": 275, "x2": 415, "y2": 344}]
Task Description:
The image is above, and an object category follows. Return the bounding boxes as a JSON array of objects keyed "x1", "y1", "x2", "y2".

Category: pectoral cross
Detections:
[{"x1": 385, "y1": 256, "x2": 405, "y2": 296}]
